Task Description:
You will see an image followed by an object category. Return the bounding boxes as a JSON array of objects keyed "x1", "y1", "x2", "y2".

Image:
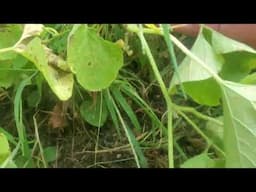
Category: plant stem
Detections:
[
  {"x1": 0, "y1": 47, "x2": 14, "y2": 53},
  {"x1": 177, "y1": 110, "x2": 225, "y2": 157},
  {"x1": 172, "y1": 104, "x2": 223, "y2": 126},
  {"x1": 161, "y1": 24, "x2": 187, "y2": 99},
  {"x1": 33, "y1": 113, "x2": 47, "y2": 168},
  {"x1": 136, "y1": 25, "x2": 174, "y2": 168}
]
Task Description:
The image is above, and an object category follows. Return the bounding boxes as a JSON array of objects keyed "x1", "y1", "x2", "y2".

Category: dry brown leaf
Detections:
[{"x1": 48, "y1": 102, "x2": 67, "y2": 129}]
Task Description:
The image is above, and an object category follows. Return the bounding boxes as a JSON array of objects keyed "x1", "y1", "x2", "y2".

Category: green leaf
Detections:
[
  {"x1": 0, "y1": 55, "x2": 29, "y2": 88},
  {"x1": 180, "y1": 153, "x2": 215, "y2": 168},
  {"x1": 67, "y1": 25, "x2": 123, "y2": 91},
  {"x1": 43, "y1": 146, "x2": 57, "y2": 163},
  {"x1": 183, "y1": 78, "x2": 222, "y2": 106},
  {"x1": 170, "y1": 27, "x2": 223, "y2": 106},
  {"x1": 111, "y1": 86, "x2": 142, "y2": 132},
  {"x1": 0, "y1": 24, "x2": 23, "y2": 49},
  {"x1": 0, "y1": 127, "x2": 17, "y2": 146},
  {"x1": 19, "y1": 37, "x2": 73, "y2": 101},
  {"x1": 241, "y1": 72, "x2": 256, "y2": 84},
  {"x1": 171, "y1": 26, "x2": 256, "y2": 106},
  {"x1": 171, "y1": 27, "x2": 222, "y2": 86},
  {"x1": 0, "y1": 133, "x2": 10, "y2": 164},
  {"x1": 80, "y1": 94, "x2": 108, "y2": 127},
  {"x1": 209, "y1": 26, "x2": 256, "y2": 82},
  {"x1": 220, "y1": 52, "x2": 256, "y2": 82},
  {"x1": 0, "y1": 24, "x2": 44, "y2": 61},
  {"x1": 48, "y1": 30, "x2": 69, "y2": 54},
  {"x1": 222, "y1": 81, "x2": 256, "y2": 167},
  {"x1": 0, "y1": 60, "x2": 17, "y2": 88}
]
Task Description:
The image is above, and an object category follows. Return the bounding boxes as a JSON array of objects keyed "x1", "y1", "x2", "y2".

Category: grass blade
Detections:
[
  {"x1": 107, "y1": 89, "x2": 148, "y2": 168},
  {"x1": 111, "y1": 86, "x2": 142, "y2": 132},
  {"x1": 103, "y1": 89, "x2": 121, "y2": 138},
  {"x1": 119, "y1": 82, "x2": 167, "y2": 136},
  {"x1": 14, "y1": 72, "x2": 37, "y2": 157}
]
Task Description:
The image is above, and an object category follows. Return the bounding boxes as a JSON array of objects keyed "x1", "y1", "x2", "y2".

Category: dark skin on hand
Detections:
[{"x1": 172, "y1": 24, "x2": 256, "y2": 48}]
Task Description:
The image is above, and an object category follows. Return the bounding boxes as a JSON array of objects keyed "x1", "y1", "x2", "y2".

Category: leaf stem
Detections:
[
  {"x1": 172, "y1": 104, "x2": 223, "y2": 126},
  {"x1": 161, "y1": 24, "x2": 187, "y2": 99},
  {"x1": 177, "y1": 110, "x2": 225, "y2": 157}
]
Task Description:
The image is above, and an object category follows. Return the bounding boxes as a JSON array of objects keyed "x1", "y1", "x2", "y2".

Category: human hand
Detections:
[{"x1": 172, "y1": 24, "x2": 256, "y2": 48}]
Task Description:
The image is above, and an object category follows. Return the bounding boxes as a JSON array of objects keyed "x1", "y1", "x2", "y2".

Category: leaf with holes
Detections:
[
  {"x1": 222, "y1": 81, "x2": 256, "y2": 167},
  {"x1": 67, "y1": 25, "x2": 123, "y2": 91}
]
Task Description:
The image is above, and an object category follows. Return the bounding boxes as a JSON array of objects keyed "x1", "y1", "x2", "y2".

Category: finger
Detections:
[{"x1": 172, "y1": 24, "x2": 220, "y2": 36}]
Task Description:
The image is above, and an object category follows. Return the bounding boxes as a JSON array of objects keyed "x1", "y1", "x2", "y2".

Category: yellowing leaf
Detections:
[{"x1": 19, "y1": 37, "x2": 73, "y2": 101}]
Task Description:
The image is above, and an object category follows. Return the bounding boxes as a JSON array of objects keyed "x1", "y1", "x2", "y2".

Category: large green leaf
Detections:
[
  {"x1": 222, "y1": 81, "x2": 256, "y2": 167},
  {"x1": 0, "y1": 133, "x2": 10, "y2": 164},
  {"x1": 170, "y1": 27, "x2": 223, "y2": 106},
  {"x1": 19, "y1": 37, "x2": 73, "y2": 101},
  {"x1": 171, "y1": 28, "x2": 222, "y2": 85},
  {"x1": 67, "y1": 25, "x2": 123, "y2": 91},
  {"x1": 171, "y1": 25, "x2": 256, "y2": 106}
]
